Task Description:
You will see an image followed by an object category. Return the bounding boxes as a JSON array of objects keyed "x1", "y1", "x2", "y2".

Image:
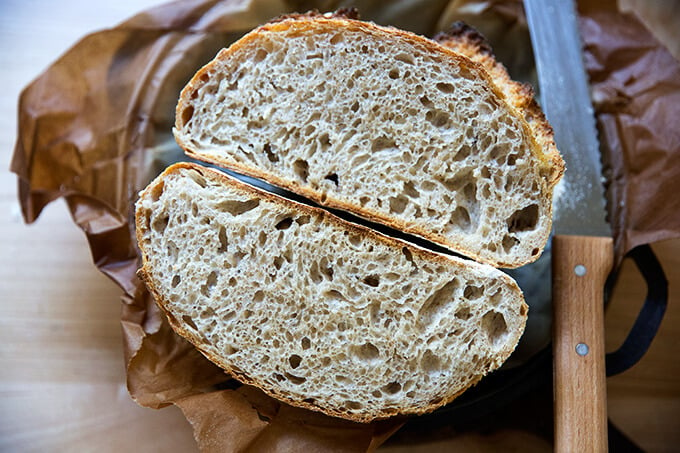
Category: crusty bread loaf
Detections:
[
  {"x1": 135, "y1": 162, "x2": 528, "y2": 422},
  {"x1": 173, "y1": 14, "x2": 564, "y2": 269}
]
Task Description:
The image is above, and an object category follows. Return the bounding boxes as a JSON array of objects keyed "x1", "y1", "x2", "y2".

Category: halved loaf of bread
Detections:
[
  {"x1": 135, "y1": 162, "x2": 528, "y2": 422},
  {"x1": 173, "y1": 14, "x2": 564, "y2": 268}
]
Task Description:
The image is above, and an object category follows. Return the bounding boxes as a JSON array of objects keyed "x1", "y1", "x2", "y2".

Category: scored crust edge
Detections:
[
  {"x1": 135, "y1": 162, "x2": 529, "y2": 423},
  {"x1": 172, "y1": 13, "x2": 565, "y2": 269}
]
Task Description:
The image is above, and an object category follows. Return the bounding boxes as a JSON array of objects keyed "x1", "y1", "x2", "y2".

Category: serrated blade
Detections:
[{"x1": 524, "y1": 0, "x2": 610, "y2": 237}]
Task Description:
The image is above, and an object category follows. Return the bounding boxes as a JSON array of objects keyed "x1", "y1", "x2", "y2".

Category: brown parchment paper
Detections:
[
  {"x1": 578, "y1": 0, "x2": 680, "y2": 264},
  {"x1": 10, "y1": 0, "x2": 680, "y2": 451}
]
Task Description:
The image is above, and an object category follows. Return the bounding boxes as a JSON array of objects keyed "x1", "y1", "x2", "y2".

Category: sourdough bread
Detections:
[
  {"x1": 173, "y1": 14, "x2": 564, "y2": 268},
  {"x1": 135, "y1": 163, "x2": 528, "y2": 422}
]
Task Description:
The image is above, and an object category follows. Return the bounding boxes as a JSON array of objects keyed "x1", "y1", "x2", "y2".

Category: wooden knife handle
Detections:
[{"x1": 552, "y1": 235, "x2": 613, "y2": 453}]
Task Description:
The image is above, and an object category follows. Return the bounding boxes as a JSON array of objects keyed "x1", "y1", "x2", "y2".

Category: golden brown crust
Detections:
[
  {"x1": 174, "y1": 15, "x2": 564, "y2": 269},
  {"x1": 267, "y1": 8, "x2": 360, "y2": 24},
  {"x1": 135, "y1": 162, "x2": 527, "y2": 423}
]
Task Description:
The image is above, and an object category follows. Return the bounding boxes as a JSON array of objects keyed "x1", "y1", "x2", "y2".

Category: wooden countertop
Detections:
[{"x1": 1, "y1": 1, "x2": 678, "y2": 451}]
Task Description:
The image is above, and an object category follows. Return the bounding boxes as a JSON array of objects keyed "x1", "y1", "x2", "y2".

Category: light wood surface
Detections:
[
  {"x1": 552, "y1": 235, "x2": 613, "y2": 453},
  {"x1": 1, "y1": 1, "x2": 678, "y2": 452}
]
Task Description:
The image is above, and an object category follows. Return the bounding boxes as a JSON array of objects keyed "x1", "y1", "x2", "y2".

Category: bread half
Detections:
[
  {"x1": 173, "y1": 14, "x2": 564, "y2": 268},
  {"x1": 135, "y1": 162, "x2": 528, "y2": 422}
]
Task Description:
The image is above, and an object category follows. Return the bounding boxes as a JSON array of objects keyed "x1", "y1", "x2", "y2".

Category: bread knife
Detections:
[{"x1": 524, "y1": 0, "x2": 613, "y2": 451}]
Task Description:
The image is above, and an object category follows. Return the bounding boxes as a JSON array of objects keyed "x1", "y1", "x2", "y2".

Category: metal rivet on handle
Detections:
[
  {"x1": 574, "y1": 264, "x2": 587, "y2": 277},
  {"x1": 576, "y1": 343, "x2": 589, "y2": 356}
]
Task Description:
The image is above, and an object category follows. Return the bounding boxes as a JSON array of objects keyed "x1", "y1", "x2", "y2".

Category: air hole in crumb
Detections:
[
  {"x1": 151, "y1": 214, "x2": 169, "y2": 233},
  {"x1": 309, "y1": 262, "x2": 322, "y2": 283},
  {"x1": 481, "y1": 311, "x2": 508, "y2": 345},
  {"x1": 254, "y1": 48, "x2": 268, "y2": 62},
  {"x1": 403, "y1": 181, "x2": 420, "y2": 198},
  {"x1": 507, "y1": 204, "x2": 539, "y2": 232},
  {"x1": 182, "y1": 315, "x2": 198, "y2": 331},
  {"x1": 383, "y1": 382, "x2": 401, "y2": 395},
  {"x1": 419, "y1": 95, "x2": 433, "y2": 108},
  {"x1": 435, "y1": 82, "x2": 455, "y2": 93},
  {"x1": 532, "y1": 247, "x2": 540, "y2": 256},
  {"x1": 502, "y1": 235, "x2": 519, "y2": 253},
  {"x1": 253, "y1": 290, "x2": 264, "y2": 303},
  {"x1": 359, "y1": 196, "x2": 370, "y2": 206},
  {"x1": 388, "y1": 68, "x2": 399, "y2": 79},
  {"x1": 350, "y1": 101, "x2": 360, "y2": 112},
  {"x1": 171, "y1": 275, "x2": 181, "y2": 288},
  {"x1": 324, "y1": 290, "x2": 347, "y2": 302},
  {"x1": 293, "y1": 159, "x2": 309, "y2": 182},
  {"x1": 395, "y1": 53, "x2": 414, "y2": 65},
  {"x1": 273, "y1": 256, "x2": 284, "y2": 270},
  {"x1": 181, "y1": 106, "x2": 194, "y2": 125},
  {"x1": 464, "y1": 285, "x2": 484, "y2": 300},
  {"x1": 348, "y1": 234, "x2": 362, "y2": 247},
  {"x1": 289, "y1": 354, "x2": 302, "y2": 369},
  {"x1": 371, "y1": 137, "x2": 396, "y2": 152},
  {"x1": 455, "y1": 305, "x2": 472, "y2": 320},
  {"x1": 372, "y1": 390, "x2": 382, "y2": 398},
  {"x1": 275, "y1": 217, "x2": 293, "y2": 230},
  {"x1": 301, "y1": 337, "x2": 311, "y2": 350},
  {"x1": 449, "y1": 206, "x2": 471, "y2": 231},
  {"x1": 419, "y1": 280, "x2": 459, "y2": 326},
  {"x1": 352, "y1": 342, "x2": 380, "y2": 361},
  {"x1": 318, "y1": 133, "x2": 331, "y2": 150},
  {"x1": 263, "y1": 142, "x2": 278, "y2": 163},
  {"x1": 463, "y1": 182, "x2": 477, "y2": 202},
  {"x1": 320, "y1": 258, "x2": 334, "y2": 280},
  {"x1": 402, "y1": 247, "x2": 415, "y2": 264},
  {"x1": 218, "y1": 226, "x2": 228, "y2": 252},
  {"x1": 489, "y1": 289, "x2": 503, "y2": 306},
  {"x1": 345, "y1": 401, "x2": 363, "y2": 410},
  {"x1": 223, "y1": 310, "x2": 236, "y2": 321},
  {"x1": 167, "y1": 241, "x2": 179, "y2": 261},
  {"x1": 363, "y1": 275, "x2": 380, "y2": 287},
  {"x1": 507, "y1": 153, "x2": 519, "y2": 166},
  {"x1": 216, "y1": 199, "x2": 259, "y2": 216},
  {"x1": 453, "y1": 145, "x2": 471, "y2": 162},
  {"x1": 150, "y1": 181, "x2": 164, "y2": 202},
  {"x1": 330, "y1": 33, "x2": 344, "y2": 45},
  {"x1": 285, "y1": 373, "x2": 306, "y2": 385},
  {"x1": 199, "y1": 72, "x2": 210, "y2": 82},
  {"x1": 200, "y1": 271, "x2": 218, "y2": 297},
  {"x1": 324, "y1": 173, "x2": 339, "y2": 186},
  {"x1": 426, "y1": 109, "x2": 450, "y2": 127},
  {"x1": 421, "y1": 349, "x2": 442, "y2": 374},
  {"x1": 388, "y1": 195, "x2": 408, "y2": 214}
]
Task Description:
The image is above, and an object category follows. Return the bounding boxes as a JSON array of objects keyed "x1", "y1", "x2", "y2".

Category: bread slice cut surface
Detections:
[
  {"x1": 173, "y1": 15, "x2": 563, "y2": 268},
  {"x1": 135, "y1": 163, "x2": 528, "y2": 422}
]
